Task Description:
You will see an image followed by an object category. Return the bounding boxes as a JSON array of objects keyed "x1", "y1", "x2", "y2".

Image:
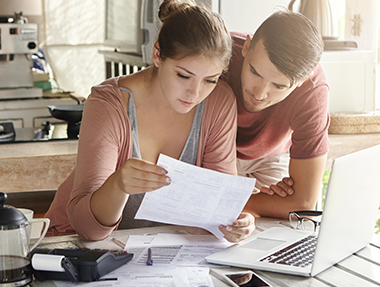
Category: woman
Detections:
[{"x1": 45, "y1": 0, "x2": 255, "y2": 243}]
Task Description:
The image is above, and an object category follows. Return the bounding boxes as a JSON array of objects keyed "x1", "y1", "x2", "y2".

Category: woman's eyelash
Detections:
[
  {"x1": 177, "y1": 73, "x2": 189, "y2": 79},
  {"x1": 177, "y1": 73, "x2": 217, "y2": 84}
]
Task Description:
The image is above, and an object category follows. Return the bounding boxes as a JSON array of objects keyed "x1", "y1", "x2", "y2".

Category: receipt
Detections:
[{"x1": 135, "y1": 154, "x2": 256, "y2": 239}]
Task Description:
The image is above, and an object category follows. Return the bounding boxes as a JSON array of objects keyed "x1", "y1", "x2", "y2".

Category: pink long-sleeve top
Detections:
[{"x1": 45, "y1": 76, "x2": 238, "y2": 241}]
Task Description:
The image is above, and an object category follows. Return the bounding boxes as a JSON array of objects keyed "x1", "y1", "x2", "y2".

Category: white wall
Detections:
[
  {"x1": 0, "y1": 0, "x2": 42, "y2": 15},
  {"x1": 42, "y1": 0, "x2": 105, "y2": 98},
  {"x1": 0, "y1": 0, "x2": 106, "y2": 98},
  {"x1": 321, "y1": 0, "x2": 378, "y2": 113},
  {"x1": 220, "y1": 0, "x2": 289, "y2": 33},
  {"x1": 6, "y1": 0, "x2": 378, "y2": 108},
  {"x1": 218, "y1": 0, "x2": 378, "y2": 113}
]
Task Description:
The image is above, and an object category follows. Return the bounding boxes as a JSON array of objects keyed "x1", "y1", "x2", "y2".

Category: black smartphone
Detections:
[{"x1": 213, "y1": 270, "x2": 271, "y2": 287}]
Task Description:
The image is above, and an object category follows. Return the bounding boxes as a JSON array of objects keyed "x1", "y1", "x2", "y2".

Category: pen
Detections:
[{"x1": 146, "y1": 248, "x2": 153, "y2": 266}]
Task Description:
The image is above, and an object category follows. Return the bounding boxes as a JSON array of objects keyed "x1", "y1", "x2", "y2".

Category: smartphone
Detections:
[{"x1": 211, "y1": 270, "x2": 271, "y2": 287}]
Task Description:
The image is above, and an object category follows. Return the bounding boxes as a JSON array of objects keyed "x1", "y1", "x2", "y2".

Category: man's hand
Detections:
[
  {"x1": 244, "y1": 155, "x2": 327, "y2": 219},
  {"x1": 260, "y1": 177, "x2": 295, "y2": 197}
]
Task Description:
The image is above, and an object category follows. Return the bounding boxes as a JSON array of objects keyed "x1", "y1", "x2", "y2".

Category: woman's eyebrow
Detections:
[
  {"x1": 177, "y1": 66, "x2": 195, "y2": 75},
  {"x1": 177, "y1": 65, "x2": 221, "y2": 78}
]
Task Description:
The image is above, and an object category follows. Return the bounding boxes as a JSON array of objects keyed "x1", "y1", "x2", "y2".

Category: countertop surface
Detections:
[
  {"x1": 2, "y1": 132, "x2": 380, "y2": 193},
  {"x1": 0, "y1": 140, "x2": 78, "y2": 193},
  {"x1": 326, "y1": 133, "x2": 380, "y2": 169},
  {"x1": 0, "y1": 140, "x2": 78, "y2": 158}
]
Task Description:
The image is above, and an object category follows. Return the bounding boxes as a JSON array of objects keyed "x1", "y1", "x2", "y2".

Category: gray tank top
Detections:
[{"x1": 118, "y1": 87, "x2": 205, "y2": 229}]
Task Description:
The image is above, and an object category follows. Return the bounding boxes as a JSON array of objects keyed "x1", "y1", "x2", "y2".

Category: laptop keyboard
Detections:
[{"x1": 259, "y1": 235, "x2": 317, "y2": 268}]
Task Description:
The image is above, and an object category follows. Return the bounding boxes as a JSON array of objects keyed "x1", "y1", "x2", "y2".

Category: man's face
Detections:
[{"x1": 240, "y1": 37, "x2": 302, "y2": 113}]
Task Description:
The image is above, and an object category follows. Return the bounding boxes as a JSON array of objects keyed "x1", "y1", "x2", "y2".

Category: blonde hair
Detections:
[{"x1": 156, "y1": 0, "x2": 232, "y2": 69}]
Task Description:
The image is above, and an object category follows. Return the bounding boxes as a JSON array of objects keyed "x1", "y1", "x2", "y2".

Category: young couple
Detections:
[{"x1": 45, "y1": 0, "x2": 329, "y2": 243}]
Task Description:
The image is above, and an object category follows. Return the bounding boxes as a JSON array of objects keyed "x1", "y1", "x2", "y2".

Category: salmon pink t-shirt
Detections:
[{"x1": 224, "y1": 32, "x2": 330, "y2": 160}]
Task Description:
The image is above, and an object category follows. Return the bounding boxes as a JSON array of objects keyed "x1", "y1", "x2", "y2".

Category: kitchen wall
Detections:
[
  {"x1": 0, "y1": 0, "x2": 105, "y2": 98},
  {"x1": 220, "y1": 0, "x2": 378, "y2": 113},
  {"x1": 42, "y1": 0, "x2": 105, "y2": 98},
  {"x1": 4, "y1": 0, "x2": 378, "y2": 108},
  {"x1": 219, "y1": 0, "x2": 290, "y2": 33},
  {"x1": 43, "y1": 0, "x2": 290, "y2": 98},
  {"x1": 0, "y1": 0, "x2": 42, "y2": 15},
  {"x1": 321, "y1": 0, "x2": 378, "y2": 113}
]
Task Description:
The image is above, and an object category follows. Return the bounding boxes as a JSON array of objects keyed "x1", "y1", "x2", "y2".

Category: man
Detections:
[{"x1": 224, "y1": 10, "x2": 330, "y2": 219}]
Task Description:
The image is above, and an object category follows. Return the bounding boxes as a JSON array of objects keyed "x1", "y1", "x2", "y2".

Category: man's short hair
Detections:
[{"x1": 250, "y1": 10, "x2": 324, "y2": 87}]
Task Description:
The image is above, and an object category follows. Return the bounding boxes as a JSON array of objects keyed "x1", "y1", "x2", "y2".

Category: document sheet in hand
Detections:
[{"x1": 135, "y1": 154, "x2": 256, "y2": 239}]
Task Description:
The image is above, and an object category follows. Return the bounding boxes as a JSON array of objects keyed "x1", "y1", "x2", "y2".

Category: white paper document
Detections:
[
  {"x1": 53, "y1": 266, "x2": 213, "y2": 287},
  {"x1": 135, "y1": 154, "x2": 256, "y2": 239},
  {"x1": 103, "y1": 266, "x2": 213, "y2": 287},
  {"x1": 52, "y1": 234, "x2": 222, "y2": 287},
  {"x1": 125, "y1": 234, "x2": 233, "y2": 267}
]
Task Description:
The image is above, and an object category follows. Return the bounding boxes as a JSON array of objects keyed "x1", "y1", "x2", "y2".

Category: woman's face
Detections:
[{"x1": 153, "y1": 51, "x2": 224, "y2": 114}]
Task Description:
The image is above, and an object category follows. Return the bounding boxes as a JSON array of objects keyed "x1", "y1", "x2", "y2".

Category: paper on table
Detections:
[
  {"x1": 54, "y1": 235, "x2": 219, "y2": 287},
  {"x1": 104, "y1": 266, "x2": 211, "y2": 287},
  {"x1": 54, "y1": 266, "x2": 212, "y2": 287},
  {"x1": 135, "y1": 154, "x2": 256, "y2": 239},
  {"x1": 125, "y1": 234, "x2": 233, "y2": 267}
]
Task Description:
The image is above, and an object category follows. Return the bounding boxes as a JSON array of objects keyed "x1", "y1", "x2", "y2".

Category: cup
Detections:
[{"x1": 17, "y1": 208, "x2": 50, "y2": 251}]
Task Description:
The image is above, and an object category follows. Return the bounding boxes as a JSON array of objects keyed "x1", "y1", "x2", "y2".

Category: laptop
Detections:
[{"x1": 206, "y1": 144, "x2": 380, "y2": 277}]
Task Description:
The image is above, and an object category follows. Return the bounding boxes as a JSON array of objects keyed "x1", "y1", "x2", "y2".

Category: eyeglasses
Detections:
[{"x1": 289, "y1": 210, "x2": 322, "y2": 232}]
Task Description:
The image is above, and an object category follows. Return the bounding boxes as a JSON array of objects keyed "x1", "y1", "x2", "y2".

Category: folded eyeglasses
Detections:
[{"x1": 289, "y1": 210, "x2": 323, "y2": 232}]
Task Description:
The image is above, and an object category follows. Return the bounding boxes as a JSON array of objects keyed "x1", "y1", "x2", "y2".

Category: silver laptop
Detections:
[{"x1": 206, "y1": 144, "x2": 380, "y2": 277}]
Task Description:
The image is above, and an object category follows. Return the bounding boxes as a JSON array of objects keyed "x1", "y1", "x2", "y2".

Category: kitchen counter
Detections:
[
  {"x1": 2, "y1": 132, "x2": 380, "y2": 194},
  {"x1": 326, "y1": 133, "x2": 380, "y2": 169},
  {"x1": 0, "y1": 140, "x2": 78, "y2": 193}
]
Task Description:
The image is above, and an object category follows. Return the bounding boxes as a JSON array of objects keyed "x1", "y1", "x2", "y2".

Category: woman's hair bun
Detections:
[
  {"x1": 156, "y1": 0, "x2": 231, "y2": 68},
  {"x1": 158, "y1": 0, "x2": 195, "y2": 23}
]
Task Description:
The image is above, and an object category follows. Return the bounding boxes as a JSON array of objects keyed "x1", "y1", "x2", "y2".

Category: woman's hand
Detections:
[
  {"x1": 219, "y1": 212, "x2": 255, "y2": 243},
  {"x1": 260, "y1": 177, "x2": 294, "y2": 197},
  {"x1": 117, "y1": 158, "x2": 171, "y2": 195}
]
